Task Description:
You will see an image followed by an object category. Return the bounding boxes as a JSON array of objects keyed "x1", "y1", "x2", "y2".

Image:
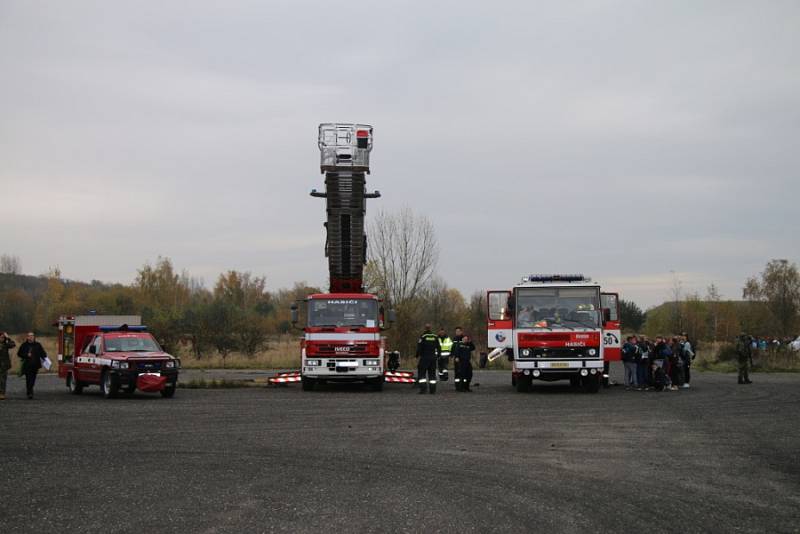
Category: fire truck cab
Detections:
[
  {"x1": 292, "y1": 294, "x2": 388, "y2": 391},
  {"x1": 57, "y1": 315, "x2": 180, "y2": 398},
  {"x1": 487, "y1": 275, "x2": 619, "y2": 393}
]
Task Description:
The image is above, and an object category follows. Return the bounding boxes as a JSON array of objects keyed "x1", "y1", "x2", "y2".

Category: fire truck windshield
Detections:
[
  {"x1": 515, "y1": 287, "x2": 600, "y2": 329},
  {"x1": 308, "y1": 299, "x2": 379, "y2": 327},
  {"x1": 104, "y1": 335, "x2": 161, "y2": 352}
]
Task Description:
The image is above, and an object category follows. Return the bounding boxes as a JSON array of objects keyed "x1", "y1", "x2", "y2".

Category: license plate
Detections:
[
  {"x1": 550, "y1": 362, "x2": 569, "y2": 368},
  {"x1": 338, "y1": 361, "x2": 358, "y2": 367},
  {"x1": 141, "y1": 372, "x2": 161, "y2": 377}
]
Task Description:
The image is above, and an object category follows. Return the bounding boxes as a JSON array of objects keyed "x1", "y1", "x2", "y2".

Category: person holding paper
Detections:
[{"x1": 17, "y1": 332, "x2": 47, "y2": 400}]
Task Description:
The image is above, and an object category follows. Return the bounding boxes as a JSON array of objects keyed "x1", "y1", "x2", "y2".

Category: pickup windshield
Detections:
[
  {"x1": 515, "y1": 287, "x2": 601, "y2": 329},
  {"x1": 104, "y1": 335, "x2": 161, "y2": 352},
  {"x1": 308, "y1": 298, "x2": 379, "y2": 327}
]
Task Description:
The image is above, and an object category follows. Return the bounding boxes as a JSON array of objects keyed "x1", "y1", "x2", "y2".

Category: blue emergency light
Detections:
[{"x1": 99, "y1": 325, "x2": 148, "y2": 332}]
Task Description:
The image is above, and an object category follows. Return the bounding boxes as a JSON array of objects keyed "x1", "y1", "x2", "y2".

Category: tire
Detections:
[
  {"x1": 100, "y1": 370, "x2": 119, "y2": 399},
  {"x1": 368, "y1": 378, "x2": 384, "y2": 392},
  {"x1": 67, "y1": 372, "x2": 83, "y2": 395},
  {"x1": 301, "y1": 377, "x2": 316, "y2": 391},
  {"x1": 582, "y1": 374, "x2": 600, "y2": 393},
  {"x1": 511, "y1": 375, "x2": 517, "y2": 387},
  {"x1": 516, "y1": 376, "x2": 532, "y2": 393},
  {"x1": 160, "y1": 384, "x2": 176, "y2": 398},
  {"x1": 569, "y1": 376, "x2": 581, "y2": 388}
]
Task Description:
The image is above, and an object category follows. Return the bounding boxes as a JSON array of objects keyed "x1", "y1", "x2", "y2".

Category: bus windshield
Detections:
[
  {"x1": 308, "y1": 298, "x2": 379, "y2": 327},
  {"x1": 515, "y1": 286, "x2": 601, "y2": 329}
]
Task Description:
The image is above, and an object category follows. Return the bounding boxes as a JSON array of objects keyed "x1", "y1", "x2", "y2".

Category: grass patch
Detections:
[
  {"x1": 177, "y1": 335, "x2": 300, "y2": 369},
  {"x1": 694, "y1": 341, "x2": 800, "y2": 373}
]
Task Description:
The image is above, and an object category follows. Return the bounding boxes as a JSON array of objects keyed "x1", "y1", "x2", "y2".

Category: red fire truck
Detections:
[
  {"x1": 487, "y1": 275, "x2": 621, "y2": 393},
  {"x1": 56, "y1": 315, "x2": 181, "y2": 398},
  {"x1": 289, "y1": 123, "x2": 395, "y2": 391}
]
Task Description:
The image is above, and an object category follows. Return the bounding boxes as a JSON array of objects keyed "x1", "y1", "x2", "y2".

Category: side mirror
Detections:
[
  {"x1": 290, "y1": 304, "x2": 299, "y2": 325},
  {"x1": 89, "y1": 345, "x2": 97, "y2": 355},
  {"x1": 387, "y1": 309, "x2": 396, "y2": 323},
  {"x1": 602, "y1": 308, "x2": 611, "y2": 323}
]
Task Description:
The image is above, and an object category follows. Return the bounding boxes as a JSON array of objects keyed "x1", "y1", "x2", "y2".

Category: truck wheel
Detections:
[
  {"x1": 368, "y1": 378, "x2": 384, "y2": 392},
  {"x1": 582, "y1": 375, "x2": 600, "y2": 393},
  {"x1": 511, "y1": 375, "x2": 517, "y2": 387},
  {"x1": 301, "y1": 377, "x2": 316, "y2": 391},
  {"x1": 569, "y1": 376, "x2": 581, "y2": 388},
  {"x1": 160, "y1": 384, "x2": 176, "y2": 398},
  {"x1": 67, "y1": 372, "x2": 83, "y2": 395},
  {"x1": 100, "y1": 370, "x2": 119, "y2": 399},
  {"x1": 516, "y1": 376, "x2": 532, "y2": 393}
]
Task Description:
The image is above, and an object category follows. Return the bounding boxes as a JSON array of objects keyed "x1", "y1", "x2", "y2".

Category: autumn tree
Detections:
[{"x1": 0, "y1": 254, "x2": 21, "y2": 274}]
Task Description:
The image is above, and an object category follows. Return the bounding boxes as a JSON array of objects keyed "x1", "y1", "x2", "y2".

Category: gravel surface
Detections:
[{"x1": 1, "y1": 367, "x2": 799, "y2": 533}]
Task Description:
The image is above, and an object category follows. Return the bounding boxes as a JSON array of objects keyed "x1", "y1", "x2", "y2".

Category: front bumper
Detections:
[
  {"x1": 303, "y1": 358, "x2": 382, "y2": 379},
  {"x1": 111, "y1": 369, "x2": 179, "y2": 389}
]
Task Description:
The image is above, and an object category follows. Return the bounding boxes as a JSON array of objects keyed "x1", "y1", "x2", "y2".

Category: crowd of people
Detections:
[
  {"x1": 415, "y1": 324, "x2": 475, "y2": 394},
  {"x1": 621, "y1": 333, "x2": 695, "y2": 391}
]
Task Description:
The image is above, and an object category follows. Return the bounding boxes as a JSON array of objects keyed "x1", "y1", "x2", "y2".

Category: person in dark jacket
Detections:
[
  {"x1": 0, "y1": 331, "x2": 17, "y2": 400},
  {"x1": 637, "y1": 336, "x2": 651, "y2": 390},
  {"x1": 621, "y1": 336, "x2": 640, "y2": 390},
  {"x1": 736, "y1": 333, "x2": 753, "y2": 384},
  {"x1": 453, "y1": 334, "x2": 475, "y2": 391},
  {"x1": 17, "y1": 332, "x2": 46, "y2": 399},
  {"x1": 416, "y1": 324, "x2": 441, "y2": 394}
]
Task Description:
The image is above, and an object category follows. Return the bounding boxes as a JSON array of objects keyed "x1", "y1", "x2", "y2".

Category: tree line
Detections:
[
  {"x1": 2, "y1": 228, "x2": 797, "y2": 363},
  {"x1": 620, "y1": 259, "x2": 800, "y2": 344}
]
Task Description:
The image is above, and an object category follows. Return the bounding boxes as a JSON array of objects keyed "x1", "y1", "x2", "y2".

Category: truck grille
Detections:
[
  {"x1": 135, "y1": 361, "x2": 163, "y2": 371},
  {"x1": 314, "y1": 344, "x2": 368, "y2": 355},
  {"x1": 521, "y1": 348, "x2": 590, "y2": 359}
]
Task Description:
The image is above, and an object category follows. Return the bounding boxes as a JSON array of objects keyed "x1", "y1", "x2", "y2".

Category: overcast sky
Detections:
[{"x1": 1, "y1": 1, "x2": 798, "y2": 308}]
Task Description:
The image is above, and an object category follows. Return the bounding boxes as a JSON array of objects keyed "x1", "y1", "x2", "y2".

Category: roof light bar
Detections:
[
  {"x1": 523, "y1": 274, "x2": 588, "y2": 283},
  {"x1": 99, "y1": 325, "x2": 149, "y2": 332}
]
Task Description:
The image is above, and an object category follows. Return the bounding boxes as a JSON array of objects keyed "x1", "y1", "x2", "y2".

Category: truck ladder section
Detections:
[{"x1": 269, "y1": 124, "x2": 417, "y2": 386}]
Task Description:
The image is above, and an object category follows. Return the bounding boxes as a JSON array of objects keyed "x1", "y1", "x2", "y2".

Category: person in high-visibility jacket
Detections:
[
  {"x1": 437, "y1": 328, "x2": 453, "y2": 382},
  {"x1": 416, "y1": 324, "x2": 441, "y2": 394}
]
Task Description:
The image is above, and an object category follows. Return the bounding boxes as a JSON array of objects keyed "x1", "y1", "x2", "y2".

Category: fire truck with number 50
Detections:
[{"x1": 487, "y1": 275, "x2": 620, "y2": 392}]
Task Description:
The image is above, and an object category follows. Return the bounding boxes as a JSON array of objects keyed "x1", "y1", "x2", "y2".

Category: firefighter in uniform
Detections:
[
  {"x1": 451, "y1": 326, "x2": 464, "y2": 390},
  {"x1": 437, "y1": 328, "x2": 453, "y2": 382},
  {"x1": 736, "y1": 333, "x2": 753, "y2": 384},
  {"x1": 453, "y1": 333, "x2": 475, "y2": 391},
  {"x1": 416, "y1": 324, "x2": 441, "y2": 394}
]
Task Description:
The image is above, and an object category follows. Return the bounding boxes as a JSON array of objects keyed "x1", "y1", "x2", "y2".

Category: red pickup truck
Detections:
[{"x1": 57, "y1": 315, "x2": 180, "y2": 399}]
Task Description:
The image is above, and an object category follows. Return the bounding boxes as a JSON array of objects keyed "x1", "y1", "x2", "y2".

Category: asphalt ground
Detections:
[{"x1": 1, "y1": 366, "x2": 799, "y2": 534}]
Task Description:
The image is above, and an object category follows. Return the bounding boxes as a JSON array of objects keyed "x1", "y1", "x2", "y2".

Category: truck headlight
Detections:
[
  {"x1": 165, "y1": 361, "x2": 175, "y2": 369},
  {"x1": 588, "y1": 348, "x2": 597, "y2": 356},
  {"x1": 521, "y1": 349, "x2": 530, "y2": 357},
  {"x1": 111, "y1": 361, "x2": 119, "y2": 369},
  {"x1": 306, "y1": 359, "x2": 321, "y2": 366},
  {"x1": 364, "y1": 359, "x2": 379, "y2": 366},
  {"x1": 120, "y1": 362, "x2": 129, "y2": 369}
]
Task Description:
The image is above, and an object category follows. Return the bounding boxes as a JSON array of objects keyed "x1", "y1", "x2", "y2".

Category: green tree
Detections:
[
  {"x1": 619, "y1": 299, "x2": 645, "y2": 333},
  {"x1": 743, "y1": 259, "x2": 800, "y2": 337}
]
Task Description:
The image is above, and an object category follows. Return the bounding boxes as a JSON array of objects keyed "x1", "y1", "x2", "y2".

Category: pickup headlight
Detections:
[
  {"x1": 364, "y1": 359, "x2": 379, "y2": 366},
  {"x1": 306, "y1": 359, "x2": 321, "y2": 366},
  {"x1": 111, "y1": 361, "x2": 129, "y2": 369},
  {"x1": 165, "y1": 361, "x2": 175, "y2": 369}
]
